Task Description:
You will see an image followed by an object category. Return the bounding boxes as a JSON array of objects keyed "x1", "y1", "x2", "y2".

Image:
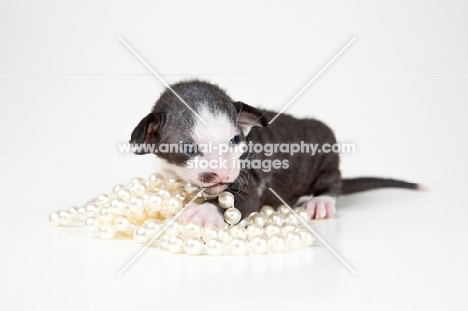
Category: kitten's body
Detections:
[{"x1": 131, "y1": 80, "x2": 418, "y2": 227}]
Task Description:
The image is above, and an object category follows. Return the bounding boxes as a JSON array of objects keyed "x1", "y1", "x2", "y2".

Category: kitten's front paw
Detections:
[
  {"x1": 302, "y1": 196, "x2": 336, "y2": 219},
  {"x1": 179, "y1": 202, "x2": 226, "y2": 228}
]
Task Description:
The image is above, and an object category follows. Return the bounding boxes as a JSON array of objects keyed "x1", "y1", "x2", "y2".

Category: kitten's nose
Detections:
[{"x1": 199, "y1": 172, "x2": 220, "y2": 184}]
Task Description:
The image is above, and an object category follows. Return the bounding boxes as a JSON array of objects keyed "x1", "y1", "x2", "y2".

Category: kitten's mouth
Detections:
[{"x1": 204, "y1": 183, "x2": 228, "y2": 195}]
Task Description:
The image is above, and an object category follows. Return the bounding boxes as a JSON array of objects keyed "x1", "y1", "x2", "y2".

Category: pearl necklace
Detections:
[{"x1": 48, "y1": 173, "x2": 315, "y2": 255}]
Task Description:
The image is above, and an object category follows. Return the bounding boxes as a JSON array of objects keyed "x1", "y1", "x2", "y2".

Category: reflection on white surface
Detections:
[
  {"x1": 145, "y1": 247, "x2": 316, "y2": 280},
  {"x1": 48, "y1": 225, "x2": 317, "y2": 278}
]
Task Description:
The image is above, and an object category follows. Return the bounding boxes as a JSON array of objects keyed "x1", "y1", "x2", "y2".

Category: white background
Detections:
[{"x1": 1, "y1": 0, "x2": 467, "y2": 310}]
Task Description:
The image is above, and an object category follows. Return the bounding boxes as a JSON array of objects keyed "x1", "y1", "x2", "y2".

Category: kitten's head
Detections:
[{"x1": 130, "y1": 80, "x2": 268, "y2": 195}]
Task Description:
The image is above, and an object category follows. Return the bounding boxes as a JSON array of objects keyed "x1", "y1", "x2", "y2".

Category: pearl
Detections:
[
  {"x1": 277, "y1": 204, "x2": 290, "y2": 215},
  {"x1": 85, "y1": 203, "x2": 99, "y2": 216},
  {"x1": 298, "y1": 229, "x2": 315, "y2": 247},
  {"x1": 163, "y1": 217, "x2": 180, "y2": 234},
  {"x1": 281, "y1": 224, "x2": 296, "y2": 235},
  {"x1": 284, "y1": 212, "x2": 299, "y2": 225},
  {"x1": 174, "y1": 192, "x2": 186, "y2": 203},
  {"x1": 218, "y1": 228, "x2": 231, "y2": 245},
  {"x1": 230, "y1": 238, "x2": 248, "y2": 255},
  {"x1": 218, "y1": 191, "x2": 234, "y2": 209},
  {"x1": 250, "y1": 213, "x2": 266, "y2": 227},
  {"x1": 246, "y1": 224, "x2": 263, "y2": 239},
  {"x1": 112, "y1": 184, "x2": 127, "y2": 194},
  {"x1": 114, "y1": 215, "x2": 131, "y2": 232},
  {"x1": 129, "y1": 196, "x2": 145, "y2": 213},
  {"x1": 77, "y1": 206, "x2": 87, "y2": 220},
  {"x1": 68, "y1": 206, "x2": 78, "y2": 216},
  {"x1": 85, "y1": 216, "x2": 95, "y2": 227},
  {"x1": 142, "y1": 192, "x2": 152, "y2": 201},
  {"x1": 264, "y1": 225, "x2": 281, "y2": 238},
  {"x1": 129, "y1": 182, "x2": 147, "y2": 194},
  {"x1": 85, "y1": 217, "x2": 100, "y2": 233},
  {"x1": 98, "y1": 206, "x2": 114, "y2": 222},
  {"x1": 116, "y1": 189, "x2": 132, "y2": 201},
  {"x1": 95, "y1": 194, "x2": 110, "y2": 205},
  {"x1": 260, "y1": 205, "x2": 275, "y2": 216},
  {"x1": 167, "y1": 235, "x2": 185, "y2": 253},
  {"x1": 58, "y1": 210, "x2": 73, "y2": 226},
  {"x1": 201, "y1": 226, "x2": 219, "y2": 241},
  {"x1": 158, "y1": 233, "x2": 170, "y2": 250},
  {"x1": 99, "y1": 223, "x2": 116, "y2": 240},
  {"x1": 268, "y1": 212, "x2": 284, "y2": 227},
  {"x1": 224, "y1": 207, "x2": 241, "y2": 226},
  {"x1": 184, "y1": 182, "x2": 200, "y2": 195},
  {"x1": 247, "y1": 212, "x2": 258, "y2": 222},
  {"x1": 48, "y1": 212, "x2": 60, "y2": 226},
  {"x1": 268, "y1": 234, "x2": 286, "y2": 252},
  {"x1": 285, "y1": 232, "x2": 302, "y2": 250},
  {"x1": 182, "y1": 221, "x2": 203, "y2": 238},
  {"x1": 205, "y1": 238, "x2": 223, "y2": 256},
  {"x1": 109, "y1": 198, "x2": 127, "y2": 215},
  {"x1": 148, "y1": 194, "x2": 164, "y2": 212},
  {"x1": 238, "y1": 219, "x2": 248, "y2": 228},
  {"x1": 157, "y1": 186, "x2": 172, "y2": 198},
  {"x1": 166, "y1": 178, "x2": 180, "y2": 191},
  {"x1": 281, "y1": 211, "x2": 291, "y2": 221},
  {"x1": 85, "y1": 217, "x2": 96, "y2": 228},
  {"x1": 133, "y1": 226, "x2": 148, "y2": 244},
  {"x1": 230, "y1": 225, "x2": 247, "y2": 239},
  {"x1": 249, "y1": 235, "x2": 268, "y2": 254},
  {"x1": 294, "y1": 225, "x2": 306, "y2": 233},
  {"x1": 148, "y1": 173, "x2": 165, "y2": 188},
  {"x1": 144, "y1": 219, "x2": 162, "y2": 238},
  {"x1": 184, "y1": 237, "x2": 203, "y2": 255},
  {"x1": 128, "y1": 182, "x2": 147, "y2": 195},
  {"x1": 163, "y1": 197, "x2": 183, "y2": 214},
  {"x1": 131, "y1": 177, "x2": 146, "y2": 184},
  {"x1": 294, "y1": 207, "x2": 309, "y2": 222}
]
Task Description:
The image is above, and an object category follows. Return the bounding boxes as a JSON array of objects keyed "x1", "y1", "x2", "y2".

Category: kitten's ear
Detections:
[
  {"x1": 232, "y1": 101, "x2": 268, "y2": 136},
  {"x1": 129, "y1": 113, "x2": 163, "y2": 154}
]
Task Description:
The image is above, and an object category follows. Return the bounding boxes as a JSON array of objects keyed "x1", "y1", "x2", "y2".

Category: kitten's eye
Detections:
[
  {"x1": 182, "y1": 143, "x2": 197, "y2": 155},
  {"x1": 229, "y1": 135, "x2": 240, "y2": 145}
]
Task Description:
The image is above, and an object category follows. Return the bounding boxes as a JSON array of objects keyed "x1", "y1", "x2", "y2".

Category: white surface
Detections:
[{"x1": 1, "y1": 1, "x2": 468, "y2": 310}]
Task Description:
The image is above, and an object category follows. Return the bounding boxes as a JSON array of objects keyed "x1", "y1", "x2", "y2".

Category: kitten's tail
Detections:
[{"x1": 340, "y1": 177, "x2": 423, "y2": 195}]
